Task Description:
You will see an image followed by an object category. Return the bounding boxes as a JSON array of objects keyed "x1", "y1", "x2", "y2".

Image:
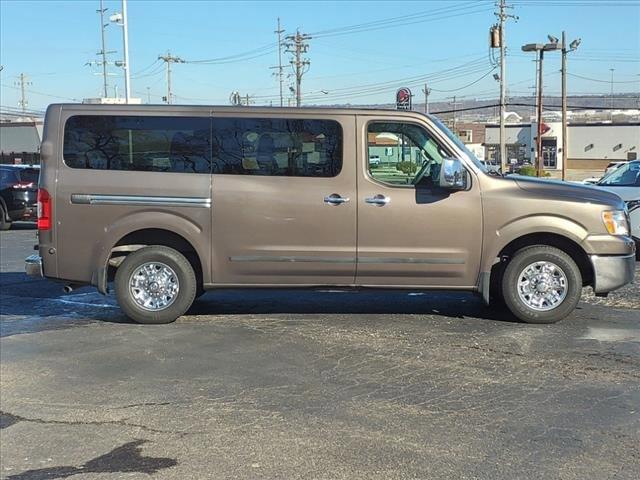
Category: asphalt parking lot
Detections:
[{"x1": 1, "y1": 225, "x2": 639, "y2": 480}]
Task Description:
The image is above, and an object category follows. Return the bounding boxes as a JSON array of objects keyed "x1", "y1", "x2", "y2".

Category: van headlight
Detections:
[{"x1": 602, "y1": 210, "x2": 630, "y2": 236}]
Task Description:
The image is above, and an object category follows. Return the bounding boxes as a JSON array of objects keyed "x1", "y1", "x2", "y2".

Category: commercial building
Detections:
[
  {"x1": 0, "y1": 121, "x2": 42, "y2": 165},
  {"x1": 483, "y1": 121, "x2": 639, "y2": 180}
]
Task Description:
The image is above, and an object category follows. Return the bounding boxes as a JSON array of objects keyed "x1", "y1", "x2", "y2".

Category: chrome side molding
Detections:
[
  {"x1": 71, "y1": 194, "x2": 211, "y2": 208},
  {"x1": 230, "y1": 255, "x2": 465, "y2": 265}
]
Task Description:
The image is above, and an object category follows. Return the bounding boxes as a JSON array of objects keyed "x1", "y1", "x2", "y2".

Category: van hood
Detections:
[
  {"x1": 592, "y1": 185, "x2": 640, "y2": 202},
  {"x1": 511, "y1": 175, "x2": 625, "y2": 208}
]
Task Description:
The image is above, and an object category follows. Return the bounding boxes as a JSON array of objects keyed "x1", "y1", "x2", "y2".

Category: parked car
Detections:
[
  {"x1": 369, "y1": 155, "x2": 381, "y2": 168},
  {"x1": 590, "y1": 160, "x2": 640, "y2": 258},
  {"x1": 480, "y1": 160, "x2": 501, "y2": 174},
  {"x1": 0, "y1": 165, "x2": 40, "y2": 230},
  {"x1": 604, "y1": 161, "x2": 627, "y2": 177},
  {"x1": 26, "y1": 105, "x2": 635, "y2": 325},
  {"x1": 582, "y1": 161, "x2": 627, "y2": 185}
]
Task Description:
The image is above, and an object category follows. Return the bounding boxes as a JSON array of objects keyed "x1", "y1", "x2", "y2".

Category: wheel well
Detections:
[
  {"x1": 107, "y1": 228, "x2": 203, "y2": 285},
  {"x1": 490, "y1": 233, "x2": 594, "y2": 300}
]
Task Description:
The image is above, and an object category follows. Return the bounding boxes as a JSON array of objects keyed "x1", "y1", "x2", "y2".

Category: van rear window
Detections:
[{"x1": 63, "y1": 116, "x2": 211, "y2": 173}]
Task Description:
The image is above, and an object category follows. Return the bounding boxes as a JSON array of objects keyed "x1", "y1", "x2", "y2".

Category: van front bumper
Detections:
[
  {"x1": 25, "y1": 254, "x2": 43, "y2": 277},
  {"x1": 590, "y1": 254, "x2": 636, "y2": 294}
]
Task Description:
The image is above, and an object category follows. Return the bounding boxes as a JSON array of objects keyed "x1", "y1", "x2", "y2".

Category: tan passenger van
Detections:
[{"x1": 26, "y1": 105, "x2": 635, "y2": 324}]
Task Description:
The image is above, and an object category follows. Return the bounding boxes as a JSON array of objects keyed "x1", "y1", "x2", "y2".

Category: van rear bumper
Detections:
[
  {"x1": 590, "y1": 254, "x2": 635, "y2": 294},
  {"x1": 25, "y1": 254, "x2": 43, "y2": 277}
]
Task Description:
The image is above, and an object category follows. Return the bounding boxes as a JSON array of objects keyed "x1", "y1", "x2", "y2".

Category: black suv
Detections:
[{"x1": 0, "y1": 165, "x2": 40, "y2": 230}]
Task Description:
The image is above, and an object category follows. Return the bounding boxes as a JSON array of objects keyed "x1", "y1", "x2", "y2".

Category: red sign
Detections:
[{"x1": 396, "y1": 88, "x2": 412, "y2": 110}]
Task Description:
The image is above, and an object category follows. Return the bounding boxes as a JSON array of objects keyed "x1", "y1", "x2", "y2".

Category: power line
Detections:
[
  {"x1": 292, "y1": 58, "x2": 490, "y2": 97},
  {"x1": 185, "y1": 43, "x2": 277, "y2": 65},
  {"x1": 513, "y1": 0, "x2": 640, "y2": 6},
  {"x1": 252, "y1": 60, "x2": 495, "y2": 104},
  {"x1": 430, "y1": 68, "x2": 498, "y2": 92},
  {"x1": 1, "y1": 83, "x2": 79, "y2": 102},
  {"x1": 567, "y1": 72, "x2": 640, "y2": 84},
  {"x1": 429, "y1": 102, "x2": 639, "y2": 114},
  {"x1": 132, "y1": 59, "x2": 161, "y2": 77},
  {"x1": 310, "y1": 1, "x2": 493, "y2": 38}
]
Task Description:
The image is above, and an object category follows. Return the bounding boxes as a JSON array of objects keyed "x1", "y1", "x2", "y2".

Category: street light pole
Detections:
[
  {"x1": 121, "y1": 0, "x2": 131, "y2": 103},
  {"x1": 561, "y1": 31, "x2": 568, "y2": 181},
  {"x1": 536, "y1": 48, "x2": 544, "y2": 177}
]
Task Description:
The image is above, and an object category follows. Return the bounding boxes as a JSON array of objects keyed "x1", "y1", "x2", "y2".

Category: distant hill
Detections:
[{"x1": 311, "y1": 93, "x2": 640, "y2": 122}]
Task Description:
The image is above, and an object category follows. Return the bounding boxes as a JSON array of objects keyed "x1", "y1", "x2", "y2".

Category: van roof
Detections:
[{"x1": 47, "y1": 103, "x2": 431, "y2": 118}]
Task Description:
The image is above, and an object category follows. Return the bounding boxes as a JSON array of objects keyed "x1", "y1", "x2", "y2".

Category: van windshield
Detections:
[{"x1": 427, "y1": 114, "x2": 487, "y2": 173}]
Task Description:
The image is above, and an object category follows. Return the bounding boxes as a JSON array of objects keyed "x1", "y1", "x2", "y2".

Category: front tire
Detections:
[
  {"x1": 501, "y1": 245, "x2": 582, "y2": 324},
  {"x1": 115, "y1": 246, "x2": 196, "y2": 324}
]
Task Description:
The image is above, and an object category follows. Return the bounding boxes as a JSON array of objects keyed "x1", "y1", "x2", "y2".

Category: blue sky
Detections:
[{"x1": 1, "y1": 0, "x2": 639, "y2": 111}]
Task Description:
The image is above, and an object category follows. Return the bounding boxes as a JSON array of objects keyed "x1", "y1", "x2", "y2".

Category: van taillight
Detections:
[{"x1": 37, "y1": 188, "x2": 52, "y2": 230}]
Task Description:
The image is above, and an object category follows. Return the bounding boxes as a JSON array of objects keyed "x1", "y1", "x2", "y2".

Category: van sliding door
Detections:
[{"x1": 209, "y1": 114, "x2": 357, "y2": 286}]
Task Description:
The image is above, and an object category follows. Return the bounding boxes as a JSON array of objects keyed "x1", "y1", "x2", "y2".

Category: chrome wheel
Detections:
[
  {"x1": 517, "y1": 261, "x2": 568, "y2": 311},
  {"x1": 129, "y1": 262, "x2": 179, "y2": 311}
]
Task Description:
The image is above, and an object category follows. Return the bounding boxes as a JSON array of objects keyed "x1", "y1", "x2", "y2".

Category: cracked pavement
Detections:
[{"x1": 1, "y1": 226, "x2": 639, "y2": 479}]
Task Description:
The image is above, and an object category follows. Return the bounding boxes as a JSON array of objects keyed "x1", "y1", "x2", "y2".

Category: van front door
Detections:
[
  {"x1": 210, "y1": 114, "x2": 356, "y2": 286},
  {"x1": 355, "y1": 116, "x2": 482, "y2": 287}
]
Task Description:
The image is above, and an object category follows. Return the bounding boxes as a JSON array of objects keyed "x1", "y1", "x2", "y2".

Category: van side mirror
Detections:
[{"x1": 439, "y1": 157, "x2": 467, "y2": 190}]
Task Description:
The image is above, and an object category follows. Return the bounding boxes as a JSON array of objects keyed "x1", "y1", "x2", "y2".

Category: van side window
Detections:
[
  {"x1": 63, "y1": 116, "x2": 211, "y2": 173},
  {"x1": 211, "y1": 118, "x2": 342, "y2": 177},
  {"x1": 367, "y1": 122, "x2": 446, "y2": 187}
]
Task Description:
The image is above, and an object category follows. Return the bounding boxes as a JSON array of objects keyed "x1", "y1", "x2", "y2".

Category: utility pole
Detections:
[
  {"x1": 451, "y1": 96, "x2": 462, "y2": 132},
  {"x1": 422, "y1": 83, "x2": 431, "y2": 114},
  {"x1": 158, "y1": 52, "x2": 185, "y2": 104},
  {"x1": 97, "y1": 0, "x2": 109, "y2": 98},
  {"x1": 16, "y1": 73, "x2": 31, "y2": 113},
  {"x1": 146, "y1": 86, "x2": 151, "y2": 104},
  {"x1": 609, "y1": 68, "x2": 615, "y2": 120},
  {"x1": 270, "y1": 18, "x2": 285, "y2": 107},
  {"x1": 285, "y1": 30, "x2": 311, "y2": 107},
  {"x1": 495, "y1": 0, "x2": 517, "y2": 175}
]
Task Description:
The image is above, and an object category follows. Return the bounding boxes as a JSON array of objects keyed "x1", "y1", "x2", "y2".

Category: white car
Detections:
[
  {"x1": 604, "y1": 161, "x2": 627, "y2": 177},
  {"x1": 591, "y1": 160, "x2": 640, "y2": 257},
  {"x1": 582, "y1": 161, "x2": 627, "y2": 185}
]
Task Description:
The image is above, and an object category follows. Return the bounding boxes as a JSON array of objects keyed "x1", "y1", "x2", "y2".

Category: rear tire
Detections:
[
  {"x1": 0, "y1": 207, "x2": 11, "y2": 231},
  {"x1": 115, "y1": 246, "x2": 196, "y2": 324},
  {"x1": 501, "y1": 245, "x2": 582, "y2": 324}
]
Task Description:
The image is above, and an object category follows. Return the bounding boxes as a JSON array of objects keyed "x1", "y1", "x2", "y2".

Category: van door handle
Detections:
[
  {"x1": 365, "y1": 194, "x2": 390, "y2": 206},
  {"x1": 324, "y1": 194, "x2": 350, "y2": 206}
]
